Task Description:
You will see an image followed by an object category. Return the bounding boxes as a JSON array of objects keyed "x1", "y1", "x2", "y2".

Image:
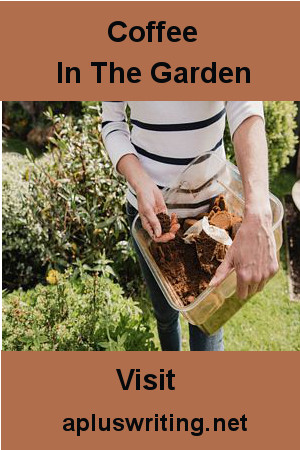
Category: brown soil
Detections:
[{"x1": 150, "y1": 195, "x2": 242, "y2": 306}]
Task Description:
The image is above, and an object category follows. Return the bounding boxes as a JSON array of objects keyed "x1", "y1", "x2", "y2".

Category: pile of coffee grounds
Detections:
[
  {"x1": 209, "y1": 210, "x2": 233, "y2": 230},
  {"x1": 157, "y1": 213, "x2": 171, "y2": 234},
  {"x1": 150, "y1": 195, "x2": 242, "y2": 306},
  {"x1": 150, "y1": 230, "x2": 210, "y2": 304},
  {"x1": 194, "y1": 231, "x2": 227, "y2": 276}
]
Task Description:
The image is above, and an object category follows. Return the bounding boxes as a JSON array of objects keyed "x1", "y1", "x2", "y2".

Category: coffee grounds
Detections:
[
  {"x1": 157, "y1": 213, "x2": 171, "y2": 234},
  {"x1": 150, "y1": 231, "x2": 210, "y2": 305},
  {"x1": 151, "y1": 196, "x2": 242, "y2": 306},
  {"x1": 209, "y1": 210, "x2": 233, "y2": 230},
  {"x1": 195, "y1": 231, "x2": 227, "y2": 275},
  {"x1": 214, "y1": 194, "x2": 228, "y2": 211}
]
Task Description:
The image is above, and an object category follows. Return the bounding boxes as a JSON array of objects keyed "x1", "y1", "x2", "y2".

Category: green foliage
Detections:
[
  {"x1": 2, "y1": 153, "x2": 47, "y2": 290},
  {"x1": 2, "y1": 270, "x2": 156, "y2": 351},
  {"x1": 3, "y1": 101, "x2": 83, "y2": 140},
  {"x1": 270, "y1": 170, "x2": 297, "y2": 199},
  {"x1": 264, "y1": 101, "x2": 298, "y2": 177},
  {"x1": 224, "y1": 101, "x2": 298, "y2": 179},
  {"x1": 25, "y1": 106, "x2": 138, "y2": 289},
  {"x1": 2, "y1": 102, "x2": 32, "y2": 139}
]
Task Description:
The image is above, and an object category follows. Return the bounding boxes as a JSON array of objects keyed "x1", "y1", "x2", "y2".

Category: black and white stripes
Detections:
[
  {"x1": 102, "y1": 101, "x2": 264, "y2": 213},
  {"x1": 130, "y1": 107, "x2": 226, "y2": 132}
]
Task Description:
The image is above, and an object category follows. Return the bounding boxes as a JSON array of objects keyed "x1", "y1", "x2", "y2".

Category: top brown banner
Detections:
[{"x1": 0, "y1": 1, "x2": 299, "y2": 100}]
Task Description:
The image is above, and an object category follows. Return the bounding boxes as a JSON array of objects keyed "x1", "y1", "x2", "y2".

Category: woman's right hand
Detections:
[
  {"x1": 136, "y1": 179, "x2": 180, "y2": 242},
  {"x1": 136, "y1": 179, "x2": 167, "y2": 239},
  {"x1": 117, "y1": 154, "x2": 179, "y2": 242}
]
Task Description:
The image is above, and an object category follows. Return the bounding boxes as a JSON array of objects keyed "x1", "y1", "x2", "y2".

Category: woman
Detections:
[{"x1": 102, "y1": 101, "x2": 278, "y2": 351}]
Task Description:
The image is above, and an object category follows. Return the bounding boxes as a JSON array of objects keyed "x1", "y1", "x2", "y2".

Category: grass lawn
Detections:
[
  {"x1": 152, "y1": 171, "x2": 300, "y2": 351},
  {"x1": 223, "y1": 267, "x2": 300, "y2": 351},
  {"x1": 150, "y1": 269, "x2": 299, "y2": 351}
]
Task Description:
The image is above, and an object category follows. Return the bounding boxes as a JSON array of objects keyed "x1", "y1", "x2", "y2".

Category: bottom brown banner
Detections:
[{"x1": 1, "y1": 351, "x2": 299, "y2": 449}]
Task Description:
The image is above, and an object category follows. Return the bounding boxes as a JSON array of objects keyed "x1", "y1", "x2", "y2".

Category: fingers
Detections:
[
  {"x1": 236, "y1": 268, "x2": 258, "y2": 299},
  {"x1": 140, "y1": 215, "x2": 156, "y2": 239},
  {"x1": 170, "y1": 223, "x2": 180, "y2": 235},
  {"x1": 247, "y1": 283, "x2": 259, "y2": 297},
  {"x1": 257, "y1": 280, "x2": 266, "y2": 292},
  {"x1": 154, "y1": 232, "x2": 176, "y2": 243},
  {"x1": 141, "y1": 209, "x2": 179, "y2": 241},
  {"x1": 155, "y1": 191, "x2": 167, "y2": 215},
  {"x1": 236, "y1": 276, "x2": 249, "y2": 300},
  {"x1": 153, "y1": 224, "x2": 180, "y2": 243},
  {"x1": 153, "y1": 212, "x2": 180, "y2": 243},
  {"x1": 236, "y1": 274, "x2": 267, "y2": 299},
  {"x1": 209, "y1": 255, "x2": 232, "y2": 287},
  {"x1": 169, "y1": 213, "x2": 180, "y2": 234},
  {"x1": 140, "y1": 208, "x2": 162, "y2": 238},
  {"x1": 138, "y1": 187, "x2": 167, "y2": 238},
  {"x1": 236, "y1": 264, "x2": 278, "y2": 299},
  {"x1": 170, "y1": 213, "x2": 178, "y2": 226}
]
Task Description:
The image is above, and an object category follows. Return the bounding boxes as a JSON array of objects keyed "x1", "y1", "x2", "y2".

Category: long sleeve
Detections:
[
  {"x1": 101, "y1": 101, "x2": 138, "y2": 170},
  {"x1": 225, "y1": 101, "x2": 265, "y2": 138}
]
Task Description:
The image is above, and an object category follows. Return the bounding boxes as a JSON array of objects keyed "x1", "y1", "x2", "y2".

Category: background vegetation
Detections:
[{"x1": 2, "y1": 101, "x2": 300, "y2": 351}]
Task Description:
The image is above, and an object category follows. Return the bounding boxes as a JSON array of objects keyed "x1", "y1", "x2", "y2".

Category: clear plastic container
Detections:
[{"x1": 132, "y1": 152, "x2": 284, "y2": 335}]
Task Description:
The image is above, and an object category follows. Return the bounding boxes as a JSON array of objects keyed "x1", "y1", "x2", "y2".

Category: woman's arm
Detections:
[
  {"x1": 118, "y1": 154, "x2": 165, "y2": 238},
  {"x1": 102, "y1": 102, "x2": 177, "y2": 242},
  {"x1": 210, "y1": 115, "x2": 278, "y2": 299},
  {"x1": 102, "y1": 101, "x2": 138, "y2": 168}
]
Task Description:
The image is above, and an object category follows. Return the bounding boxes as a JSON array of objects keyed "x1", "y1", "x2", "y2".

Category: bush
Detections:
[
  {"x1": 2, "y1": 153, "x2": 47, "y2": 290},
  {"x1": 2, "y1": 270, "x2": 156, "y2": 351},
  {"x1": 224, "y1": 101, "x2": 298, "y2": 179},
  {"x1": 3, "y1": 101, "x2": 83, "y2": 141},
  {"x1": 25, "y1": 106, "x2": 139, "y2": 291}
]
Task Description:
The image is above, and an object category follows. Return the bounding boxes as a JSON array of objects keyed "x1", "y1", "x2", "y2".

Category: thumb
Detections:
[{"x1": 209, "y1": 254, "x2": 233, "y2": 287}]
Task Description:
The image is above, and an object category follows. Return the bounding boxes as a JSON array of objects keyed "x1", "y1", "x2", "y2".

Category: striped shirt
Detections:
[{"x1": 102, "y1": 101, "x2": 264, "y2": 215}]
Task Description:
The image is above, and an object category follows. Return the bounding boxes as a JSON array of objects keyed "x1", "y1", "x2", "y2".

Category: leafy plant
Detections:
[
  {"x1": 224, "y1": 101, "x2": 298, "y2": 179},
  {"x1": 3, "y1": 101, "x2": 83, "y2": 141},
  {"x1": 2, "y1": 270, "x2": 156, "y2": 351},
  {"x1": 2, "y1": 153, "x2": 47, "y2": 289},
  {"x1": 25, "y1": 106, "x2": 139, "y2": 290}
]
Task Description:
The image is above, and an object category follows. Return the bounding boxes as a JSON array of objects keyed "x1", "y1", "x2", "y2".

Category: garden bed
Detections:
[{"x1": 284, "y1": 194, "x2": 300, "y2": 301}]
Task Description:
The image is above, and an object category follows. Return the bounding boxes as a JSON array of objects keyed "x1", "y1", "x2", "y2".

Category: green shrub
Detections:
[
  {"x1": 2, "y1": 102, "x2": 32, "y2": 139},
  {"x1": 3, "y1": 101, "x2": 83, "y2": 141},
  {"x1": 25, "y1": 107, "x2": 139, "y2": 290},
  {"x1": 2, "y1": 153, "x2": 47, "y2": 290},
  {"x1": 2, "y1": 270, "x2": 156, "y2": 351},
  {"x1": 224, "y1": 101, "x2": 298, "y2": 179}
]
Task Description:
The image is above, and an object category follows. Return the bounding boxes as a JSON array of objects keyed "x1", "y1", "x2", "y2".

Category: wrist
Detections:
[
  {"x1": 133, "y1": 174, "x2": 154, "y2": 195},
  {"x1": 244, "y1": 202, "x2": 272, "y2": 225}
]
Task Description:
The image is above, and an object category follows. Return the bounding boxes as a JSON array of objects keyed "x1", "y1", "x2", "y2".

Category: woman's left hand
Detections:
[{"x1": 209, "y1": 212, "x2": 278, "y2": 299}]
